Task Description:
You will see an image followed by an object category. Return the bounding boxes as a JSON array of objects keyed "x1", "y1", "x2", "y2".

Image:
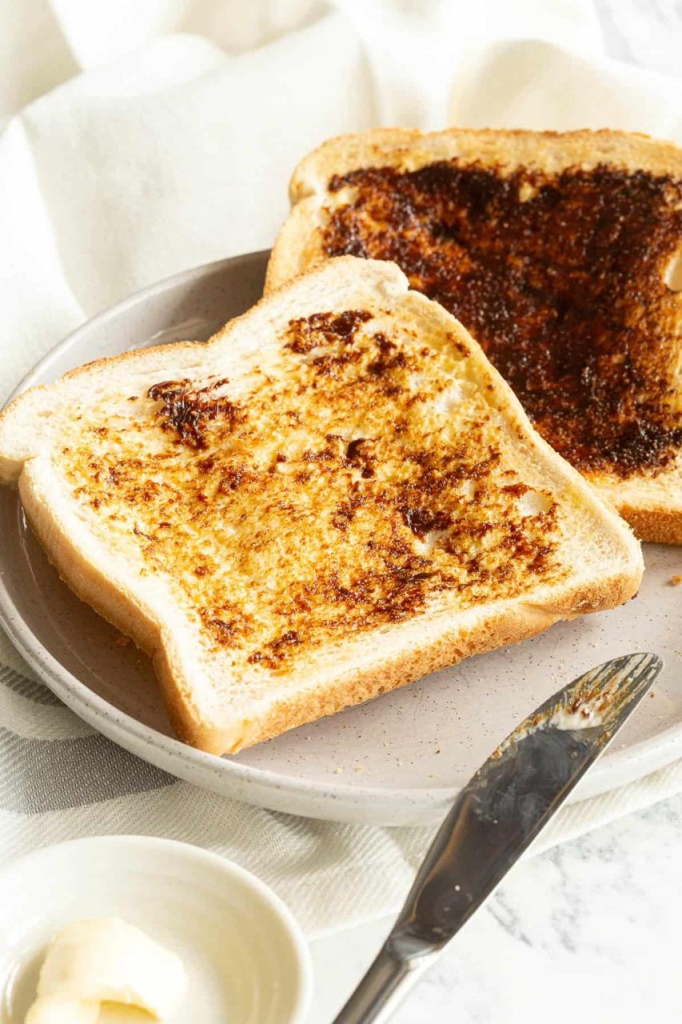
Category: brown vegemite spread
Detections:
[{"x1": 323, "y1": 162, "x2": 682, "y2": 476}]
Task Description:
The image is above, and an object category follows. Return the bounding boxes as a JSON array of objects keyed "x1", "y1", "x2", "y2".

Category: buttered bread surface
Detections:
[{"x1": 59, "y1": 306, "x2": 569, "y2": 672}]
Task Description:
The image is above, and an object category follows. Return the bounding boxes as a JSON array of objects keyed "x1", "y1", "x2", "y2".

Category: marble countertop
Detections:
[
  {"x1": 306, "y1": 3, "x2": 682, "y2": 1020},
  {"x1": 308, "y1": 793, "x2": 682, "y2": 1022}
]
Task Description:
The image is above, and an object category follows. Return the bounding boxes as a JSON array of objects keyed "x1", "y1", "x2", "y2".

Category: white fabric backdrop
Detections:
[{"x1": 1, "y1": 0, "x2": 681, "y2": 937}]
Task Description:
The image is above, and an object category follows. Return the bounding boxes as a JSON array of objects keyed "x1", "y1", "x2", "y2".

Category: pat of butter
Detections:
[
  {"x1": 24, "y1": 918, "x2": 187, "y2": 1022},
  {"x1": 26, "y1": 997, "x2": 98, "y2": 1024}
]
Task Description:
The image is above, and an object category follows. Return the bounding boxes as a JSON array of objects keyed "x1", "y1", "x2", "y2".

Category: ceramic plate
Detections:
[{"x1": 0, "y1": 251, "x2": 680, "y2": 825}]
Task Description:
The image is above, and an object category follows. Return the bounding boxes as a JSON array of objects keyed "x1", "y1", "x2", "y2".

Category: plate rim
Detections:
[{"x1": 1, "y1": 251, "x2": 680, "y2": 825}]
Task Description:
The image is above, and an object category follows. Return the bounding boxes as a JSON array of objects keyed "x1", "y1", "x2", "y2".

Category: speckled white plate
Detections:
[{"x1": 0, "y1": 251, "x2": 680, "y2": 825}]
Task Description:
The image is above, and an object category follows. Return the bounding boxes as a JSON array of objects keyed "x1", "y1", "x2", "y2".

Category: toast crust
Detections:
[
  {"x1": 618, "y1": 505, "x2": 682, "y2": 546},
  {"x1": 267, "y1": 128, "x2": 682, "y2": 544},
  {"x1": 267, "y1": 128, "x2": 682, "y2": 289},
  {"x1": 0, "y1": 258, "x2": 644, "y2": 754},
  {"x1": 187, "y1": 565, "x2": 639, "y2": 754}
]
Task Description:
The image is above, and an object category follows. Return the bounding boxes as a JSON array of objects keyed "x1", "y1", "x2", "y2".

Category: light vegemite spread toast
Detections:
[
  {"x1": 0, "y1": 258, "x2": 643, "y2": 754},
  {"x1": 267, "y1": 128, "x2": 682, "y2": 544}
]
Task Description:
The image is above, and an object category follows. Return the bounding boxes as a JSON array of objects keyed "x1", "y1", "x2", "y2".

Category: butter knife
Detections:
[{"x1": 332, "y1": 652, "x2": 663, "y2": 1024}]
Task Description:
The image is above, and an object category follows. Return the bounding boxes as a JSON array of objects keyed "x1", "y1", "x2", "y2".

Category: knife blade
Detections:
[{"x1": 332, "y1": 652, "x2": 663, "y2": 1024}]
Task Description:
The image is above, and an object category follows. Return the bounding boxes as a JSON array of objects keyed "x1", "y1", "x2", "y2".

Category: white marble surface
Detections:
[
  {"x1": 306, "y1": 3, "x2": 682, "y2": 1021},
  {"x1": 308, "y1": 794, "x2": 682, "y2": 1022}
]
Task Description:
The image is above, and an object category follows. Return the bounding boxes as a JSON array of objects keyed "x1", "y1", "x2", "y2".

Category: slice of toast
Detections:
[
  {"x1": 0, "y1": 258, "x2": 642, "y2": 754},
  {"x1": 267, "y1": 128, "x2": 682, "y2": 544}
]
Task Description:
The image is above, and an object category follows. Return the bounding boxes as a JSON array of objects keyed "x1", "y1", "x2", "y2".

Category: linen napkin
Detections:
[{"x1": 1, "y1": 0, "x2": 681, "y2": 938}]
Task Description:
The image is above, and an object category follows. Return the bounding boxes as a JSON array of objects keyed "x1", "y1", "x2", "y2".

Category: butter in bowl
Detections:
[{"x1": 0, "y1": 835, "x2": 312, "y2": 1024}]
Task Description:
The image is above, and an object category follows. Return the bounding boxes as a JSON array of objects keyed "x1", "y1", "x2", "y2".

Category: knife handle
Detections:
[{"x1": 332, "y1": 942, "x2": 432, "y2": 1024}]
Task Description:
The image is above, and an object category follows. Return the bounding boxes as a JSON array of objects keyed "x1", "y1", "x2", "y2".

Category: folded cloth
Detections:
[{"x1": 1, "y1": 0, "x2": 681, "y2": 938}]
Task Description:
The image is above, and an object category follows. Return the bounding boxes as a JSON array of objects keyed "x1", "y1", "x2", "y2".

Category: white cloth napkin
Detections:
[{"x1": 1, "y1": 0, "x2": 681, "y2": 938}]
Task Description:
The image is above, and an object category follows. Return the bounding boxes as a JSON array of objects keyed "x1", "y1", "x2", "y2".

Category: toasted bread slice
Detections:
[
  {"x1": 267, "y1": 128, "x2": 682, "y2": 544},
  {"x1": 0, "y1": 258, "x2": 642, "y2": 754}
]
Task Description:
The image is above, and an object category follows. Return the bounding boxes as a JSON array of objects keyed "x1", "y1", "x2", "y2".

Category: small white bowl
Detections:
[{"x1": 0, "y1": 835, "x2": 312, "y2": 1024}]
